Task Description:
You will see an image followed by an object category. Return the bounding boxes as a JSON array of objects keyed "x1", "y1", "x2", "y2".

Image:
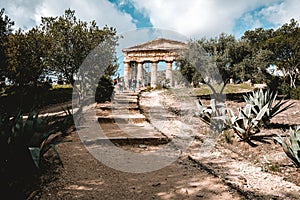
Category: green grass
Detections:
[
  {"x1": 51, "y1": 84, "x2": 72, "y2": 89},
  {"x1": 193, "y1": 83, "x2": 253, "y2": 96}
]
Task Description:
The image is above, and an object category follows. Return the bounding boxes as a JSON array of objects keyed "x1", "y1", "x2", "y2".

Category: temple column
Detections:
[
  {"x1": 166, "y1": 61, "x2": 173, "y2": 87},
  {"x1": 137, "y1": 62, "x2": 143, "y2": 89},
  {"x1": 151, "y1": 61, "x2": 158, "y2": 88},
  {"x1": 124, "y1": 61, "x2": 130, "y2": 89}
]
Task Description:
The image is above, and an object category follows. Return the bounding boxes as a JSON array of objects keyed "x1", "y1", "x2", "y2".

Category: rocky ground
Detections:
[{"x1": 139, "y1": 89, "x2": 300, "y2": 199}]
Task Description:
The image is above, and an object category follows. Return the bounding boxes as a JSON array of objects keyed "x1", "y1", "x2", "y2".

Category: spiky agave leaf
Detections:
[
  {"x1": 244, "y1": 89, "x2": 294, "y2": 127},
  {"x1": 274, "y1": 127, "x2": 300, "y2": 168}
]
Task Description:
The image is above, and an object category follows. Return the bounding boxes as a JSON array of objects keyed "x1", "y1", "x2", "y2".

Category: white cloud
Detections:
[
  {"x1": 2, "y1": 0, "x2": 43, "y2": 30},
  {"x1": 259, "y1": 0, "x2": 300, "y2": 27},
  {"x1": 3, "y1": 0, "x2": 136, "y2": 32},
  {"x1": 130, "y1": 0, "x2": 297, "y2": 38}
]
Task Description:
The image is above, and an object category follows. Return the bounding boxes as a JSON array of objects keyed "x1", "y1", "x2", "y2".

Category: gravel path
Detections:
[{"x1": 140, "y1": 90, "x2": 300, "y2": 200}]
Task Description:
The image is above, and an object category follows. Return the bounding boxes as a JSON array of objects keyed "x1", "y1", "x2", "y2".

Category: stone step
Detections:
[
  {"x1": 96, "y1": 103, "x2": 139, "y2": 111},
  {"x1": 98, "y1": 114, "x2": 146, "y2": 123},
  {"x1": 83, "y1": 122, "x2": 169, "y2": 145},
  {"x1": 96, "y1": 109, "x2": 139, "y2": 117},
  {"x1": 114, "y1": 94, "x2": 138, "y2": 98},
  {"x1": 114, "y1": 92, "x2": 139, "y2": 97},
  {"x1": 112, "y1": 99, "x2": 138, "y2": 104}
]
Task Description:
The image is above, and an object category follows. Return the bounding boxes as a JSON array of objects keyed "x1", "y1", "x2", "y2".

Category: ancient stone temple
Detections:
[{"x1": 122, "y1": 38, "x2": 187, "y2": 89}]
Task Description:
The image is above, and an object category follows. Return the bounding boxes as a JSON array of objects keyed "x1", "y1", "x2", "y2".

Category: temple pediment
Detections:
[
  {"x1": 122, "y1": 38, "x2": 187, "y2": 52},
  {"x1": 123, "y1": 38, "x2": 187, "y2": 88}
]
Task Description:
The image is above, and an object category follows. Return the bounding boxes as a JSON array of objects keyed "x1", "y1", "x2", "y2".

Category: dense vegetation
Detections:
[
  {"x1": 178, "y1": 19, "x2": 300, "y2": 98},
  {"x1": 0, "y1": 8, "x2": 118, "y2": 197},
  {"x1": 0, "y1": 8, "x2": 118, "y2": 114}
]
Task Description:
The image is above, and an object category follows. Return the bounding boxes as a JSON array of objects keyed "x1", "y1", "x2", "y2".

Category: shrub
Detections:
[
  {"x1": 290, "y1": 86, "x2": 300, "y2": 100},
  {"x1": 274, "y1": 127, "x2": 300, "y2": 168},
  {"x1": 278, "y1": 83, "x2": 291, "y2": 96},
  {"x1": 95, "y1": 77, "x2": 114, "y2": 103},
  {"x1": 195, "y1": 98, "x2": 226, "y2": 132},
  {"x1": 226, "y1": 104, "x2": 268, "y2": 146},
  {"x1": 243, "y1": 89, "x2": 294, "y2": 127},
  {"x1": 143, "y1": 86, "x2": 152, "y2": 92}
]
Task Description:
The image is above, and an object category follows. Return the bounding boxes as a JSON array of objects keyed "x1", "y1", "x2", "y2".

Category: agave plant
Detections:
[
  {"x1": 226, "y1": 104, "x2": 269, "y2": 145},
  {"x1": 196, "y1": 98, "x2": 227, "y2": 132},
  {"x1": 0, "y1": 111, "x2": 67, "y2": 171},
  {"x1": 243, "y1": 89, "x2": 294, "y2": 127},
  {"x1": 274, "y1": 127, "x2": 300, "y2": 168}
]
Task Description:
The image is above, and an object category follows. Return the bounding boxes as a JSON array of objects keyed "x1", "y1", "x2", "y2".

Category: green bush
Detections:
[
  {"x1": 144, "y1": 86, "x2": 152, "y2": 92},
  {"x1": 290, "y1": 86, "x2": 300, "y2": 100},
  {"x1": 95, "y1": 77, "x2": 114, "y2": 103},
  {"x1": 278, "y1": 83, "x2": 291, "y2": 96},
  {"x1": 0, "y1": 85, "x2": 72, "y2": 114}
]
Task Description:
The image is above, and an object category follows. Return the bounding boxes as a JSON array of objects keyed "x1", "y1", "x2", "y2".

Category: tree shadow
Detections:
[
  {"x1": 196, "y1": 91, "x2": 251, "y2": 103},
  {"x1": 189, "y1": 156, "x2": 300, "y2": 200}
]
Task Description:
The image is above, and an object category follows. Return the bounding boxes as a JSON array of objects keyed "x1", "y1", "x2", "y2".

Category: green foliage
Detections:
[
  {"x1": 226, "y1": 104, "x2": 268, "y2": 144},
  {"x1": 5, "y1": 28, "x2": 49, "y2": 86},
  {"x1": 243, "y1": 89, "x2": 294, "y2": 126},
  {"x1": 274, "y1": 127, "x2": 300, "y2": 168},
  {"x1": 196, "y1": 99, "x2": 226, "y2": 132},
  {"x1": 243, "y1": 19, "x2": 300, "y2": 88},
  {"x1": 278, "y1": 82, "x2": 291, "y2": 96},
  {"x1": 41, "y1": 9, "x2": 118, "y2": 86},
  {"x1": 95, "y1": 77, "x2": 114, "y2": 103},
  {"x1": 222, "y1": 130, "x2": 233, "y2": 144},
  {"x1": 0, "y1": 112, "x2": 66, "y2": 170},
  {"x1": 268, "y1": 164, "x2": 280, "y2": 172},
  {"x1": 266, "y1": 19, "x2": 300, "y2": 88},
  {"x1": 290, "y1": 86, "x2": 300, "y2": 100},
  {"x1": 0, "y1": 85, "x2": 72, "y2": 114},
  {"x1": 0, "y1": 110, "x2": 73, "y2": 197},
  {"x1": 0, "y1": 8, "x2": 14, "y2": 79},
  {"x1": 144, "y1": 86, "x2": 152, "y2": 92}
]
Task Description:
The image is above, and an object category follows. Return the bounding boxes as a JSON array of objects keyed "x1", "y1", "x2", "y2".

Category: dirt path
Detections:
[
  {"x1": 30, "y1": 89, "x2": 300, "y2": 199},
  {"x1": 32, "y1": 132, "x2": 243, "y2": 200},
  {"x1": 29, "y1": 90, "x2": 246, "y2": 200}
]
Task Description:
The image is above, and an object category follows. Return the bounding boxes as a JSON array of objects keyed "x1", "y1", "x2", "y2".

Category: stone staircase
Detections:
[{"x1": 85, "y1": 90, "x2": 170, "y2": 145}]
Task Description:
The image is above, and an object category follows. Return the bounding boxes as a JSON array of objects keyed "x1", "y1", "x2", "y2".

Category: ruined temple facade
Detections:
[{"x1": 122, "y1": 38, "x2": 187, "y2": 89}]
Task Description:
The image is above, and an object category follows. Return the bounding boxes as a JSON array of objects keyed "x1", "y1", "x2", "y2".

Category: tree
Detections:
[
  {"x1": 242, "y1": 19, "x2": 300, "y2": 88},
  {"x1": 177, "y1": 34, "x2": 249, "y2": 88},
  {"x1": 265, "y1": 19, "x2": 300, "y2": 88},
  {"x1": 41, "y1": 9, "x2": 118, "y2": 86},
  {"x1": 242, "y1": 28, "x2": 274, "y2": 51},
  {"x1": 0, "y1": 8, "x2": 14, "y2": 81},
  {"x1": 5, "y1": 28, "x2": 48, "y2": 86}
]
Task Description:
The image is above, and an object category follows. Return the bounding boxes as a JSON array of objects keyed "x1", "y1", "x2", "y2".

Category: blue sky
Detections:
[
  {"x1": 2, "y1": 0, "x2": 300, "y2": 77},
  {"x1": 2, "y1": 0, "x2": 300, "y2": 39}
]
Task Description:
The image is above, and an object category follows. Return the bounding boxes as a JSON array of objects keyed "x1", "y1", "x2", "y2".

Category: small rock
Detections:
[
  {"x1": 138, "y1": 144, "x2": 147, "y2": 149},
  {"x1": 152, "y1": 182, "x2": 161, "y2": 187}
]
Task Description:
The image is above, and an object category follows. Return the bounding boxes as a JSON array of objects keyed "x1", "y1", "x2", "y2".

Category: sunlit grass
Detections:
[
  {"x1": 193, "y1": 83, "x2": 253, "y2": 96},
  {"x1": 168, "y1": 83, "x2": 253, "y2": 98},
  {"x1": 51, "y1": 84, "x2": 73, "y2": 90}
]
